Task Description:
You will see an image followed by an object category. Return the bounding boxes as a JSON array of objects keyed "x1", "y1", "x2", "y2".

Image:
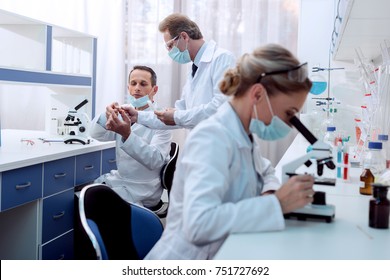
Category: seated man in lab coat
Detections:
[
  {"x1": 90, "y1": 65, "x2": 172, "y2": 216},
  {"x1": 123, "y1": 13, "x2": 236, "y2": 130}
]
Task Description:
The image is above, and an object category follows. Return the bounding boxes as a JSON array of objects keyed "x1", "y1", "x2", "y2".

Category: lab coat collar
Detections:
[
  {"x1": 216, "y1": 101, "x2": 252, "y2": 149},
  {"x1": 199, "y1": 40, "x2": 217, "y2": 64}
]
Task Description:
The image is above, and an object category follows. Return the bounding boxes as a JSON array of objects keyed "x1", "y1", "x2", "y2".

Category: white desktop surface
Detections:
[
  {"x1": 0, "y1": 129, "x2": 115, "y2": 172},
  {"x1": 214, "y1": 135, "x2": 390, "y2": 260}
]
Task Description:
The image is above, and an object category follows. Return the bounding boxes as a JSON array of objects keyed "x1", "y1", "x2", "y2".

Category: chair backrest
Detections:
[
  {"x1": 160, "y1": 142, "x2": 179, "y2": 194},
  {"x1": 78, "y1": 183, "x2": 163, "y2": 260}
]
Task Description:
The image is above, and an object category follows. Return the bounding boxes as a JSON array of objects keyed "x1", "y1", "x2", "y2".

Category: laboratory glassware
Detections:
[{"x1": 369, "y1": 183, "x2": 389, "y2": 229}]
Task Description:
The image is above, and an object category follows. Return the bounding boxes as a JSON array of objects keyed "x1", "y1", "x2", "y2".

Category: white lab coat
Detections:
[
  {"x1": 145, "y1": 102, "x2": 285, "y2": 260},
  {"x1": 89, "y1": 106, "x2": 172, "y2": 208},
  {"x1": 137, "y1": 40, "x2": 236, "y2": 129}
]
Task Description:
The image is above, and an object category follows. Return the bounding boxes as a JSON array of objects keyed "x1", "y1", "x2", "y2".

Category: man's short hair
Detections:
[
  {"x1": 129, "y1": 65, "x2": 157, "y2": 86},
  {"x1": 159, "y1": 13, "x2": 203, "y2": 40}
]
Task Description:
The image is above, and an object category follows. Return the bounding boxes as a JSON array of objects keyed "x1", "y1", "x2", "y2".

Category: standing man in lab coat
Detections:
[
  {"x1": 90, "y1": 66, "x2": 171, "y2": 217},
  {"x1": 124, "y1": 13, "x2": 236, "y2": 130}
]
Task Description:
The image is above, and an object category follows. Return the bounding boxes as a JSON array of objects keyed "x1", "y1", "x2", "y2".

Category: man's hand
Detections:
[
  {"x1": 105, "y1": 108, "x2": 132, "y2": 141},
  {"x1": 120, "y1": 104, "x2": 138, "y2": 124},
  {"x1": 154, "y1": 108, "x2": 176, "y2": 125}
]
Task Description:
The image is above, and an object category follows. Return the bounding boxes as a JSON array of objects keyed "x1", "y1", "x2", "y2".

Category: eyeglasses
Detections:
[
  {"x1": 164, "y1": 35, "x2": 179, "y2": 51},
  {"x1": 256, "y1": 62, "x2": 308, "y2": 83}
]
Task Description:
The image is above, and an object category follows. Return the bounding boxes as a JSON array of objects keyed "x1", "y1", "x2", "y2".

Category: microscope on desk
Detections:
[
  {"x1": 282, "y1": 116, "x2": 336, "y2": 223},
  {"x1": 63, "y1": 99, "x2": 91, "y2": 145}
]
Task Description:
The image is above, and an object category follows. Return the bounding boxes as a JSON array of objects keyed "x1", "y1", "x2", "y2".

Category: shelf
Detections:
[
  {"x1": 0, "y1": 67, "x2": 92, "y2": 86},
  {"x1": 0, "y1": 8, "x2": 97, "y2": 140},
  {"x1": 332, "y1": 0, "x2": 390, "y2": 61}
]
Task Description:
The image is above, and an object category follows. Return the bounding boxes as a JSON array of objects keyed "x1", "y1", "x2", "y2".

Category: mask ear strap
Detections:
[
  {"x1": 253, "y1": 104, "x2": 259, "y2": 119},
  {"x1": 264, "y1": 93, "x2": 275, "y2": 116}
]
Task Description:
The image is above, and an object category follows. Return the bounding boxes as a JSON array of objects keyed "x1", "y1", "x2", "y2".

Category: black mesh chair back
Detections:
[{"x1": 160, "y1": 142, "x2": 179, "y2": 195}]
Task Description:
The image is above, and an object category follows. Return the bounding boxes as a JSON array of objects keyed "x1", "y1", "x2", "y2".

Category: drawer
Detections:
[
  {"x1": 75, "y1": 151, "x2": 101, "y2": 186},
  {"x1": 102, "y1": 147, "x2": 117, "y2": 174},
  {"x1": 41, "y1": 230, "x2": 74, "y2": 260},
  {"x1": 42, "y1": 189, "x2": 74, "y2": 243},
  {"x1": 1, "y1": 164, "x2": 42, "y2": 211},
  {"x1": 43, "y1": 157, "x2": 75, "y2": 197}
]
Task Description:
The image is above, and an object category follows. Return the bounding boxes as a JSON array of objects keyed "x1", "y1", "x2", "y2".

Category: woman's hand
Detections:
[{"x1": 275, "y1": 174, "x2": 315, "y2": 214}]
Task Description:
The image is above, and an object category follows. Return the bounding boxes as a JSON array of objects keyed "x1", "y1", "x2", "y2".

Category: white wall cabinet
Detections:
[
  {"x1": 0, "y1": 10, "x2": 109, "y2": 260},
  {"x1": 0, "y1": 8, "x2": 97, "y2": 140},
  {"x1": 332, "y1": 0, "x2": 390, "y2": 61}
]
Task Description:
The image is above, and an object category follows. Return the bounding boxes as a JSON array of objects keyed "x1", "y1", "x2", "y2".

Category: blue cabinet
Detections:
[
  {"x1": 102, "y1": 147, "x2": 117, "y2": 174},
  {"x1": 0, "y1": 146, "x2": 115, "y2": 259},
  {"x1": 1, "y1": 164, "x2": 43, "y2": 211},
  {"x1": 41, "y1": 231, "x2": 74, "y2": 260},
  {"x1": 43, "y1": 157, "x2": 75, "y2": 197},
  {"x1": 75, "y1": 151, "x2": 101, "y2": 186},
  {"x1": 42, "y1": 188, "x2": 74, "y2": 244}
]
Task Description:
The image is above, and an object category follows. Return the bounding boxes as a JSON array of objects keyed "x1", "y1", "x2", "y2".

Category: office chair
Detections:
[
  {"x1": 78, "y1": 183, "x2": 164, "y2": 260},
  {"x1": 152, "y1": 142, "x2": 179, "y2": 218},
  {"x1": 160, "y1": 142, "x2": 179, "y2": 195}
]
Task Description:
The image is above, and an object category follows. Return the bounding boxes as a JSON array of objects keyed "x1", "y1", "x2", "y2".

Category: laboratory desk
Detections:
[
  {"x1": 0, "y1": 130, "x2": 116, "y2": 260},
  {"x1": 214, "y1": 134, "x2": 390, "y2": 260}
]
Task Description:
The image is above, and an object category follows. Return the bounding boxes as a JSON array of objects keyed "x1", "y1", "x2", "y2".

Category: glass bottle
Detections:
[
  {"x1": 360, "y1": 141, "x2": 386, "y2": 195},
  {"x1": 323, "y1": 126, "x2": 336, "y2": 147},
  {"x1": 378, "y1": 134, "x2": 390, "y2": 169},
  {"x1": 369, "y1": 184, "x2": 389, "y2": 229}
]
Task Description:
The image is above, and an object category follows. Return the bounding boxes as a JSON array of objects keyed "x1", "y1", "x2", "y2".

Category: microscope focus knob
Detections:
[{"x1": 312, "y1": 191, "x2": 326, "y2": 205}]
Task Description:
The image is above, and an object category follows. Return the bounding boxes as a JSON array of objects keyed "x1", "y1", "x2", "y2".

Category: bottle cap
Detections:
[
  {"x1": 378, "y1": 134, "x2": 389, "y2": 141},
  {"x1": 368, "y1": 141, "x2": 382, "y2": 150},
  {"x1": 372, "y1": 183, "x2": 389, "y2": 189},
  {"x1": 326, "y1": 126, "x2": 336, "y2": 132}
]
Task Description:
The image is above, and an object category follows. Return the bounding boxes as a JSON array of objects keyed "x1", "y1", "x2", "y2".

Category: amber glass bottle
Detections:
[
  {"x1": 360, "y1": 168, "x2": 374, "y2": 195},
  {"x1": 369, "y1": 184, "x2": 390, "y2": 229},
  {"x1": 360, "y1": 142, "x2": 385, "y2": 195}
]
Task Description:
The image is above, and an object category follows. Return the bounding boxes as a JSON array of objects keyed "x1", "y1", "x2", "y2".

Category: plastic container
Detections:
[
  {"x1": 360, "y1": 141, "x2": 386, "y2": 195},
  {"x1": 323, "y1": 126, "x2": 336, "y2": 148},
  {"x1": 369, "y1": 183, "x2": 389, "y2": 229},
  {"x1": 378, "y1": 134, "x2": 390, "y2": 169}
]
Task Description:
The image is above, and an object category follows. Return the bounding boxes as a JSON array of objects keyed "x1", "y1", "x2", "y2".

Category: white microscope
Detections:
[
  {"x1": 282, "y1": 116, "x2": 336, "y2": 223},
  {"x1": 63, "y1": 99, "x2": 91, "y2": 145}
]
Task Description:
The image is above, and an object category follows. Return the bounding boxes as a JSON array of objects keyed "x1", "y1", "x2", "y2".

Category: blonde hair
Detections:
[
  {"x1": 159, "y1": 13, "x2": 203, "y2": 39},
  {"x1": 219, "y1": 44, "x2": 312, "y2": 97}
]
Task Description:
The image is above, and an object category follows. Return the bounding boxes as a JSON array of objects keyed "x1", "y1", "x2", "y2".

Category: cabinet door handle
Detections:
[
  {"x1": 108, "y1": 159, "x2": 116, "y2": 163},
  {"x1": 53, "y1": 211, "x2": 65, "y2": 219},
  {"x1": 54, "y1": 172, "x2": 67, "y2": 179},
  {"x1": 15, "y1": 182, "x2": 32, "y2": 190},
  {"x1": 84, "y1": 165, "x2": 94, "y2": 170}
]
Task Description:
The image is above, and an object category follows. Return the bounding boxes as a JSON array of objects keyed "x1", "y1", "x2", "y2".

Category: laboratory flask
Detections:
[{"x1": 309, "y1": 74, "x2": 327, "y2": 95}]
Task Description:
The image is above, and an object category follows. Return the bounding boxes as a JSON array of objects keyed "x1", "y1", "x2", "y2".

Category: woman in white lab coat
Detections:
[
  {"x1": 90, "y1": 66, "x2": 171, "y2": 212},
  {"x1": 145, "y1": 44, "x2": 314, "y2": 260}
]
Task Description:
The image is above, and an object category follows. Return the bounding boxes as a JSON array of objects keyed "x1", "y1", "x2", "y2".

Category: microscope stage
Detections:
[{"x1": 284, "y1": 204, "x2": 335, "y2": 223}]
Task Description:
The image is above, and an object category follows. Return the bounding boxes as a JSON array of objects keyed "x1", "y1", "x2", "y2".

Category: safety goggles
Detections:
[
  {"x1": 164, "y1": 35, "x2": 179, "y2": 51},
  {"x1": 256, "y1": 62, "x2": 308, "y2": 83}
]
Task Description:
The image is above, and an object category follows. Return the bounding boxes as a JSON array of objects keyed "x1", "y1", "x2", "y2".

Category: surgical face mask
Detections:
[
  {"x1": 168, "y1": 38, "x2": 191, "y2": 64},
  {"x1": 249, "y1": 94, "x2": 292, "y2": 141},
  {"x1": 127, "y1": 95, "x2": 149, "y2": 108}
]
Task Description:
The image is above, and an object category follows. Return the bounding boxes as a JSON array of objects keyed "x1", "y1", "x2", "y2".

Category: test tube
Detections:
[{"x1": 343, "y1": 143, "x2": 349, "y2": 181}]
